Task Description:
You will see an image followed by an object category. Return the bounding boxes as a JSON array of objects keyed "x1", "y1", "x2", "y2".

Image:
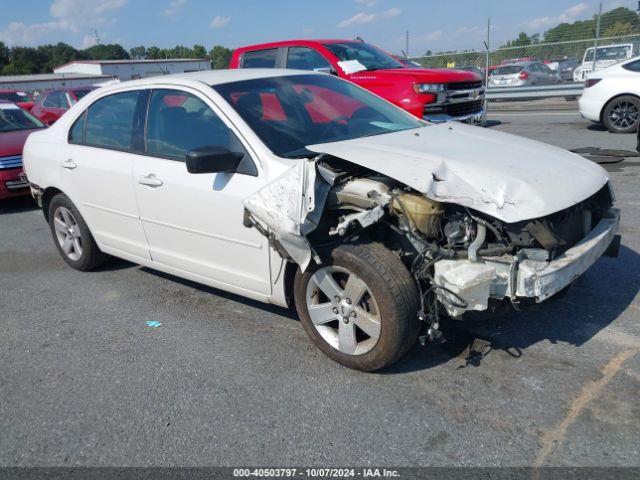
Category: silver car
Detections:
[{"x1": 489, "y1": 62, "x2": 561, "y2": 87}]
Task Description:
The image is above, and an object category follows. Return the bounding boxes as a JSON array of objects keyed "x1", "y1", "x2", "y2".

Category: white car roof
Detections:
[{"x1": 114, "y1": 68, "x2": 316, "y2": 89}]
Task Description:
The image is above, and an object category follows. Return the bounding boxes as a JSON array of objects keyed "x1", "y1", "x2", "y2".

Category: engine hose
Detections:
[{"x1": 465, "y1": 209, "x2": 507, "y2": 245}]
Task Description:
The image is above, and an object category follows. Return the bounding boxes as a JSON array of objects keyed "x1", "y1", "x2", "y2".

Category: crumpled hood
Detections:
[{"x1": 307, "y1": 123, "x2": 609, "y2": 223}]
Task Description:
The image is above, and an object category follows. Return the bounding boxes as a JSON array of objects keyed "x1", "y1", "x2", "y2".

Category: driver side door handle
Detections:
[
  {"x1": 60, "y1": 159, "x2": 77, "y2": 170},
  {"x1": 137, "y1": 174, "x2": 164, "y2": 187}
]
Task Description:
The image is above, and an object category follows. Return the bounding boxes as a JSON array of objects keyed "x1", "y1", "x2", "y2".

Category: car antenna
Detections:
[{"x1": 355, "y1": 36, "x2": 364, "y2": 43}]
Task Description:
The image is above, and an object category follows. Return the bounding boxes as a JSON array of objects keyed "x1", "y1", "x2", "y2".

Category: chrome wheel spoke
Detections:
[
  {"x1": 353, "y1": 308, "x2": 381, "y2": 338},
  {"x1": 338, "y1": 321, "x2": 357, "y2": 355},
  {"x1": 72, "y1": 238, "x2": 82, "y2": 255},
  {"x1": 62, "y1": 236, "x2": 73, "y2": 255},
  {"x1": 308, "y1": 302, "x2": 338, "y2": 326},
  {"x1": 343, "y1": 274, "x2": 367, "y2": 305},
  {"x1": 313, "y1": 269, "x2": 343, "y2": 300},
  {"x1": 60, "y1": 208, "x2": 74, "y2": 227},
  {"x1": 54, "y1": 217, "x2": 67, "y2": 234}
]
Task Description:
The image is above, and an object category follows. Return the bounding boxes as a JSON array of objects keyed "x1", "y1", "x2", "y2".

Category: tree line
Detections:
[{"x1": 0, "y1": 42, "x2": 233, "y2": 75}]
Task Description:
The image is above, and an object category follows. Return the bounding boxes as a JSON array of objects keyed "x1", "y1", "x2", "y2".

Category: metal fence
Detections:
[{"x1": 407, "y1": 4, "x2": 640, "y2": 106}]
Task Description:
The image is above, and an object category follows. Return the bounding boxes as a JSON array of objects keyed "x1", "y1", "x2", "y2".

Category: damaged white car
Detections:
[{"x1": 23, "y1": 70, "x2": 621, "y2": 371}]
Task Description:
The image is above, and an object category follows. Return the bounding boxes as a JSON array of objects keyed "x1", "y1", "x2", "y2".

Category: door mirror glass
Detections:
[{"x1": 185, "y1": 146, "x2": 244, "y2": 174}]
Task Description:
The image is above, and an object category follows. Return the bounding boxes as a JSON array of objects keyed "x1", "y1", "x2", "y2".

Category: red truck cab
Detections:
[{"x1": 230, "y1": 40, "x2": 485, "y2": 125}]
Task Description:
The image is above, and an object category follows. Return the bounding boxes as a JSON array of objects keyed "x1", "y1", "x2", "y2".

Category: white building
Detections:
[
  {"x1": 0, "y1": 73, "x2": 116, "y2": 93},
  {"x1": 53, "y1": 59, "x2": 211, "y2": 81}
]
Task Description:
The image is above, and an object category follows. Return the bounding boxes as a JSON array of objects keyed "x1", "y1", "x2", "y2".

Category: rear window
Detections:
[
  {"x1": 242, "y1": 49, "x2": 278, "y2": 68},
  {"x1": 72, "y1": 89, "x2": 93, "y2": 100},
  {"x1": 492, "y1": 66, "x2": 523, "y2": 75},
  {"x1": 0, "y1": 92, "x2": 28, "y2": 103}
]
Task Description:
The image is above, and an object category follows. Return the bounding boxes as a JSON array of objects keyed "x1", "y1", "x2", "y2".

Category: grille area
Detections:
[
  {"x1": 443, "y1": 99, "x2": 484, "y2": 117},
  {"x1": 0, "y1": 155, "x2": 22, "y2": 170},
  {"x1": 447, "y1": 81, "x2": 483, "y2": 91}
]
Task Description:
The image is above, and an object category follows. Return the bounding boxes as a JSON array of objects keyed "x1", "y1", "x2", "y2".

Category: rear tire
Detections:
[
  {"x1": 48, "y1": 193, "x2": 107, "y2": 271},
  {"x1": 603, "y1": 95, "x2": 640, "y2": 134},
  {"x1": 294, "y1": 242, "x2": 420, "y2": 371}
]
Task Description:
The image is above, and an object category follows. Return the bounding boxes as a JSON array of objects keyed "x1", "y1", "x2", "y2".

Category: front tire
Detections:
[
  {"x1": 294, "y1": 243, "x2": 420, "y2": 371},
  {"x1": 48, "y1": 193, "x2": 107, "y2": 271},
  {"x1": 603, "y1": 95, "x2": 640, "y2": 133}
]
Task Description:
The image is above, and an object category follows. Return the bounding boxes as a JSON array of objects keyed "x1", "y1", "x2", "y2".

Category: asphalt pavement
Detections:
[{"x1": 0, "y1": 110, "x2": 638, "y2": 468}]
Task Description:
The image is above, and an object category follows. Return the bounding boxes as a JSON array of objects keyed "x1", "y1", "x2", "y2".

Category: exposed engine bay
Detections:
[{"x1": 243, "y1": 154, "x2": 619, "y2": 342}]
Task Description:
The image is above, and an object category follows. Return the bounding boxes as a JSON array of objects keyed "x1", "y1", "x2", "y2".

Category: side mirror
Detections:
[
  {"x1": 186, "y1": 146, "x2": 244, "y2": 174},
  {"x1": 313, "y1": 66, "x2": 338, "y2": 76}
]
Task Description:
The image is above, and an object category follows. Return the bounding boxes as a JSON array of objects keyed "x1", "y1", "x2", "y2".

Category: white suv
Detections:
[{"x1": 24, "y1": 70, "x2": 619, "y2": 371}]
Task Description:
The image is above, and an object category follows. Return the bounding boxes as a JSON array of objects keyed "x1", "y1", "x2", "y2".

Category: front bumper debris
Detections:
[
  {"x1": 433, "y1": 207, "x2": 620, "y2": 316},
  {"x1": 516, "y1": 207, "x2": 620, "y2": 301}
]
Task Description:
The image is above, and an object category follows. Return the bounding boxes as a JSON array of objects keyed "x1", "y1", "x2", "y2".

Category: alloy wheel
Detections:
[
  {"x1": 609, "y1": 101, "x2": 639, "y2": 130},
  {"x1": 53, "y1": 206, "x2": 83, "y2": 261},
  {"x1": 305, "y1": 266, "x2": 381, "y2": 355}
]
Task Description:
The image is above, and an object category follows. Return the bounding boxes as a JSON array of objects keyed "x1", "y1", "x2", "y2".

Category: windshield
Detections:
[
  {"x1": 491, "y1": 65, "x2": 523, "y2": 75},
  {"x1": 213, "y1": 74, "x2": 423, "y2": 158},
  {"x1": 0, "y1": 104, "x2": 44, "y2": 133},
  {"x1": 0, "y1": 91, "x2": 29, "y2": 103},
  {"x1": 323, "y1": 42, "x2": 404, "y2": 72},
  {"x1": 584, "y1": 45, "x2": 631, "y2": 62}
]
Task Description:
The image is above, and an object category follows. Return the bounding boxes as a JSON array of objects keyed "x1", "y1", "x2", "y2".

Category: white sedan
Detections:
[
  {"x1": 24, "y1": 69, "x2": 619, "y2": 371},
  {"x1": 579, "y1": 56, "x2": 640, "y2": 133}
]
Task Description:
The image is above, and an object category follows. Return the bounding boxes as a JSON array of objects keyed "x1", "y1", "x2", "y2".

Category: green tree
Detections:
[
  {"x1": 192, "y1": 44, "x2": 207, "y2": 59},
  {"x1": 129, "y1": 46, "x2": 147, "y2": 60},
  {"x1": 0, "y1": 41, "x2": 8, "y2": 70},
  {"x1": 83, "y1": 43, "x2": 130, "y2": 60},
  {"x1": 209, "y1": 45, "x2": 232, "y2": 69}
]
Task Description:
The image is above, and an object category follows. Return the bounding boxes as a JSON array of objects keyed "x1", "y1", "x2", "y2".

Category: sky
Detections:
[{"x1": 0, "y1": 0, "x2": 637, "y2": 55}]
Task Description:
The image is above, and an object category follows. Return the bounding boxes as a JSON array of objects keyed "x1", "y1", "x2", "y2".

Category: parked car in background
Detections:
[
  {"x1": 488, "y1": 62, "x2": 561, "y2": 87},
  {"x1": 579, "y1": 56, "x2": 640, "y2": 133},
  {"x1": 24, "y1": 70, "x2": 619, "y2": 371},
  {"x1": 31, "y1": 87, "x2": 97, "y2": 125},
  {"x1": 546, "y1": 57, "x2": 580, "y2": 82},
  {"x1": 457, "y1": 66, "x2": 486, "y2": 83},
  {"x1": 499, "y1": 57, "x2": 539, "y2": 65},
  {"x1": 0, "y1": 101, "x2": 45, "y2": 200},
  {"x1": 0, "y1": 90, "x2": 34, "y2": 112},
  {"x1": 573, "y1": 44, "x2": 635, "y2": 82},
  {"x1": 231, "y1": 39, "x2": 486, "y2": 125}
]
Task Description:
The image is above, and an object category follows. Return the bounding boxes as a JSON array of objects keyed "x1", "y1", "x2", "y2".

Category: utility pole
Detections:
[
  {"x1": 484, "y1": 18, "x2": 490, "y2": 87},
  {"x1": 592, "y1": 2, "x2": 602, "y2": 74},
  {"x1": 406, "y1": 30, "x2": 410, "y2": 58}
]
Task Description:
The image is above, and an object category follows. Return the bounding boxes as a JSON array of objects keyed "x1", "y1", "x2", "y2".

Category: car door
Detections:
[
  {"x1": 64, "y1": 89, "x2": 151, "y2": 261},
  {"x1": 131, "y1": 87, "x2": 271, "y2": 295}
]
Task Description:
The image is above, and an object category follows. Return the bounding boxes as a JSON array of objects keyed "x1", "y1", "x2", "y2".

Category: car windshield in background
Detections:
[
  {"x1": 73, "y1": 89, "x2": 93, "y2": 100},
  {"x1": 585, "y1": 46, "x2": 631, "y2": 62},
  {"x1": 213, "y1": 74, "x2": 423, "y2": 158},
  {"x1": 0, "y1": 92, "x2": 28, "y2": 102},
  {"x1": 323, "y1": 42, "x2": 404, "y2": 71},
  {"x1": 0, "y1": 104, "x2": 44, "y2": 133},
  {"x1": 491, "y1": 65, "x2": 523, "y2": 75}
]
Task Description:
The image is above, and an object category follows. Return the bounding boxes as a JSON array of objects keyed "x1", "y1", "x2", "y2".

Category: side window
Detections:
[
  {"x1": 68, "y1": 111, "x2": 86, "y2": 144},
  {"x1": 43, "y1": 92, "x2": 61, "y2": 108},
  {"x1": 623, "y1": 59, "x2": 640, "y2": 72},
  {"x1": 242, "y1": 49, "x2": 278, "y2": 68},
  {"x1": 286, "y1": 47, "x2": 330, "y2": 70},
  {"x1": 146, "y1": 89, "x2": 246, "y2": 161},
  {"x1": 85, "y1": 91, "x2": 141, "y2": 150}
]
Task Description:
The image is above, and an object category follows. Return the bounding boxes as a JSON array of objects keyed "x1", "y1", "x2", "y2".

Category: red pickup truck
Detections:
[{"x1": 230, "y1": 39, "x2": 485, "y2": 125}]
